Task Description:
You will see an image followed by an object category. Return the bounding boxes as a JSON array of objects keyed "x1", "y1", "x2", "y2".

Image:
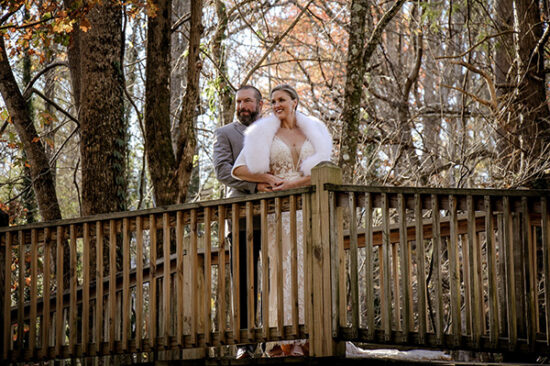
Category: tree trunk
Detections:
[
  {"x1": 175, "y1": 0, "x2": 203, "y2": 203},
  {"x1": 212, "y1": 0, "x2": 234, "y2": 127},
  {"x1": 78, "y1": 1, "x2": 127, "y2": 215},
  {"x1": 144, "y1": 0, "x2": 178, "y2": 206},
  {"x1": 338, "y1": 0, "x2": 369, "y2": 182},
  {"x1": 0, "y1": 37, "x2": 62, "y2": 222}
]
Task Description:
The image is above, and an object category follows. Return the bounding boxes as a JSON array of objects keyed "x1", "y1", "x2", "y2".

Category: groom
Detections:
[{"x1": 213, "y1": 85, "x2": 268, "y2": 338}]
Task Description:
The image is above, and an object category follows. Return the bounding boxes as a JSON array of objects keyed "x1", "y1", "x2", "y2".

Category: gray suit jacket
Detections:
[{"x1": 214, "y1": 121, "x2": 257, "y2": 197}]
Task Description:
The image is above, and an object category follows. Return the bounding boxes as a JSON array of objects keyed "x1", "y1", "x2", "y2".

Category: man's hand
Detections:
[{"x1": 257, "y1": 183, "x2": 272, "y2": 192}]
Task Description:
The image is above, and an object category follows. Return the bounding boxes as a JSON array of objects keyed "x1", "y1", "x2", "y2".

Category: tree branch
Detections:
[
  {"x1": 22, "y1": 61, "x2": 68, "y2": 99},
  {"x1": 29, "y1": 88, "x2": 79, "y2": 126},
  {"x1": 241, "y1": 0, "x2": 315, "y2": 85}
]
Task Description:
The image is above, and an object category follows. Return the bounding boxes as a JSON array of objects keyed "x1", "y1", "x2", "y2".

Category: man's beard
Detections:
[{"x1": 237, "y1": 109, "x2": 259, "y2": 126}]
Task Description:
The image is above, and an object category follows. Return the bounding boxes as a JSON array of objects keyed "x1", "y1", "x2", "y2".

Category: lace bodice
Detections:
[{"x1": 270, "y1": 136, "x2": 315, "y2": 179}]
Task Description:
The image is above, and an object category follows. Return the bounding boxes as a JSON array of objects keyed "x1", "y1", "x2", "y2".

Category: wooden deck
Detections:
[{"x1": 1, "y1": 163, "x2": 550, "y2": 364}]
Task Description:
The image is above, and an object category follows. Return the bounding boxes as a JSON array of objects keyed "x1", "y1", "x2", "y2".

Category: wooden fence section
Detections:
[
  {"x1": 0, "y1": 187, "x2": 313, "y2": 363},
  {"x1": 1, "y1": 163, "x2": 550, "y2": 363},
  {"x1": 327, "y1": 184, "x2": 550, "y2": 353}
]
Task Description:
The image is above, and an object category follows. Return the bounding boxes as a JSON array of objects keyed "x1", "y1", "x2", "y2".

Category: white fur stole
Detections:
[{"x1": 241, "y1": 111, "x2": 332, "y2": 176}]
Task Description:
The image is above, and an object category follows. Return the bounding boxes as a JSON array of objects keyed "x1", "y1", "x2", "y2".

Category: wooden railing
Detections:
[{"x1": 0, "y1": 163, "x2": 549, "y2": 363}]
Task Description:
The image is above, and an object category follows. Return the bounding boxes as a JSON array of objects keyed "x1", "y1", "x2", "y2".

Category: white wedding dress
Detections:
[{"x1": 266, "y1": 135, "x2": 314, "y2": 328}]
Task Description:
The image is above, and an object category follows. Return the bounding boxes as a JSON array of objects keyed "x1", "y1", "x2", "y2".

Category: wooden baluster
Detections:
[
  {"x1": 190, "y1": 209, "x2": 198, "y2": 345},
  {"x1": 17, "y1": 231, "x2": 24, "y2": 356},
  {"x1": 231, "y1": 203, "x2": 240, "y2": 343},
  {"x1": 289, "y1": 195, "x2": 299, "y2": 336},
  {"x1": 415, "y1": 194, "x2": 427, "y2": 344},
  {"x1": 542, "y1": 197, "x2": 550, "y2": 345},
  {"x1": 431, "y1": 195, "x2": 443, "y2": 345},
  {"x1": 95, "y1": 221, "x2": 104, "y2": 354},
  {"x1": 522, "y1": 197, "x2": 536, "y2": 349},
  {"x1": 503, "y1": 197, "x2": 517, "y2": 349},
  {"x1": 449, "y1": 195, "x2": 461, "y2": 346},
  {"x1": 30, "y1": 229, "x2": 38, "y2": 355},
  {"x1": 122, "y1": 218, "x2": 131, "y2": 351},
  {"x1": 349, "y1": 193, "x2": 359, "y2": 337},
  {"x1": 69, "y1": 225, "x2": 77, "y2": 355},
  {"x1": 485, "y1": 196, "x2": 499, "y2": 347},
  {"x1": 244, "y1": 202, "x2": 254, "y2": 340},
  {"x1": 302, "y1": 193, "x2": 311, "y2": 339},
  {"x1": 365, "y1": 193, "x2": 375, "y2": 340},
  {"x1": 398, "y1": 194, "x2": 412, "y2": 340},
  {"x1": 381, "y1": 193, "x2": 391, "y2": 341},
  {"x1": 204, "y1": 207, "x2": 212, "y2": 345},
  {"x1": 392, "y1": 243, "x2": 400, "y2": 332},
  {"x1": 82, "y1": 223, "x2": 90, "y2": 354},
  {"x1": 109, "y1": 220, "x2": 117, "y2": 352},
  {"x1": 41, "y1": 228, "x2": 51, "y2": 359},
  {"x1": 55, "y1": 227, "x2": 64, "y2": 357},
  {"x1": 260, "y1": 200, "x2": 269, "y2": 340},
  {"x1": 149, "y1": 214, "x2": 158, "y2": 349},
  {"x1": 162, "y1": 213, "x2": 171, "y2": 347},
  {"x1": 136, "y1": 217, "x2": 144, "y2": 350},
  {"x1": 176, "y1": 212, "x2": 184, "y2": 347},
  {"x1": 3, "y1": 232, "x2": 12, "y2": 359},
  {"x1": 275, "y1": 197, "x2": 284, "y2": 335},
  {"x1": 468, "y1": 196, "x2": 482, "y2": 347},
  {"x1": 217, "y1": 205, "x2": 227, "y2": 344},
  {"x1": 332, "y1": 193, "x2": 345, "y2": 332}
]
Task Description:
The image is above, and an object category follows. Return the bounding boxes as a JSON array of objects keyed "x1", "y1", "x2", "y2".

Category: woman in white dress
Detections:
[{"x1": 232, "y1": 84, "x2": 332, "y2": 355}]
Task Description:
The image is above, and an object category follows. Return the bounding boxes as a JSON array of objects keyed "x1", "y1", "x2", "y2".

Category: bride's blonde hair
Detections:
[{"x1": 270, "y1": 84, "x2": 299, "y2": 110}]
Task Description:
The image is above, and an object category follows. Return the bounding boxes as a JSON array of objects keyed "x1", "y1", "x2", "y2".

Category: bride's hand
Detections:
[{"x1": 262, "y1": 173, "x2": 283, "y2": 188}]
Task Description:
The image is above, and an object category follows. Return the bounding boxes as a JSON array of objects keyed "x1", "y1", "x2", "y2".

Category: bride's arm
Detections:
[
  {"x1": 233, "y1": 165, "x2": 283, "y2": 187},
  {"x1": 272, "y1": 175, "x2": 311, "y2": 191}
]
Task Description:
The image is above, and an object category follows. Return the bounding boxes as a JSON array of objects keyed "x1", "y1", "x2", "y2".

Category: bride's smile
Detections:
[{"x1": 271, "y1": 90, "x2": 298, "y2": 125}]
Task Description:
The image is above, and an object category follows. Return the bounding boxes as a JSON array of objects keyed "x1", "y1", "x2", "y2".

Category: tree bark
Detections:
[
  {"x1": 338, "y1": 0, "x2": 369, "y2": 182},
  {"x1": 144, "y1": 0, "x2": 178, "y2": 206},
  {"x1": 0, "y1": 37, "x2": 62, "y2": 222},
  {"x1": 175, "y1": 0, "x2": 203, "y2": 203},
  {"x1": 78, "y1": 1, "x2": 126, "y2": 215}
]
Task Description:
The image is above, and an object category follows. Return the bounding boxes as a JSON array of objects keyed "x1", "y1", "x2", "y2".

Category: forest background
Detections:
[{"x1": 1, "y1": 0, "x2": 549, "y2": 225}]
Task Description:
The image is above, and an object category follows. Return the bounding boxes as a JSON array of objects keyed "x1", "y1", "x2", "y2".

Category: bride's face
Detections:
[{"x1": 271, "y1": 90, "x2": 297, "y2": 121}]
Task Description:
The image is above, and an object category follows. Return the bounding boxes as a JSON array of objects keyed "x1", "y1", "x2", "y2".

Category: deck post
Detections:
[{"x1": 310, "y1": 162, "x2": 343, "y2": 357}]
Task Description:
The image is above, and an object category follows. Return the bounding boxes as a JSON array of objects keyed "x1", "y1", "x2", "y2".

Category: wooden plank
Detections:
[
  {"x1": 190, "y1": 209, "x2": 198, "y2": 345},
  {"x1": 217, "y1": 205, "x2": 227, "y2": 344},
  {"x1": 381, "y1": 193, "x2": 391, "y2": 341},
  {"x1": 275, "y1": 197, "x2": 284, "y2": 334},
  {"x1": 349, "y1": 192, "x2": 359, "y2": 337},
  {"x1": 17, "y1": 231, "x2": 24, "y2": 354},
  {"x1": 392, "y1": 243, "x2": 400, "y2": 331},
  {"x1": 290, "y1": 195, "x2": 299, "y2": 335},
  {"x1": 149, "y1": 214, "x2": 157, "y2": 349},
  {"x1": 175, "y1": 211, "x2": 184, "y2": 346},
  {"x1": 41, "y1": 228, "x2": 51, "y2": 358},
  {"x1": 82, "y1": 223, "x2": 90, "y2": 353},
  {"x1": 542, "y1": 197, "x2": 550, "y2": 345},
  {"x1": 204, "y1": 207, "x2": 212, "y2": 345},
  {"x1": 260, "y1": 200, "x2": 269, "y2": 339},
  {"x1": 398, "y1": 194, "x2": 411, "y2": 338},
  {"x1": 522, "y1": 197, "x2": 536, "y2": 349},
  {"x1": 302, "y1": 193, "x2": 311, "y2": 338},
  {"x1": 334, "y1": 195, "x2": 346, "y2": 331},
  {"x1": 95, "y1": 221, "x2": 104, "y2": 350},
  {"x1": 468, "y1": 195, "x2": 482, "y2": 347},
  {"x1": 122, "y1": 218, "x2": 131, "y2": 350},
  {"x1": 162, "y1": 213, "x2": 171, "y2": 346},
  {"x1": 109, "y1": 220, "x2": 117, "y2": 352},
  {"x1": 30, "y1": 229, "x2": 38, "y2": 353},
  {"x1": 485, "y1": 196, "x2": 499, "y2": 347},
  {"x1": 503, "y1": 197, "x2": 517, "y2": 349},
  {"x1": 231, "y1": 203, "x2": 240, "y2": 342},
  {"x1": 431, "y1": 195, "x2": 443, "y2": 345},
  {"x1": 449, "y1": 195, "x2": 461, "y2": 346},
  {"x1": 246, "y1": 201, "x2": 254, "y2": 336},
  {"x1": 55, "y1": 226, "x2": 64, "y2": 356},
  {"x1": 136, "y1": 216, "x2": 144, "y2": 350},
  {"x1": 462, "y1": 230, "x2": 472, "y2": 337},
  {"x1": 3, "y1": 232, "x2": 12, "y2": 359},
  {"x1": 415, "y1": 194, "x2": 427, "y2": 343},
  {"x1": 365, "y1": 193, "x2": 375, "y2": 340},
  {"x1": 69, "y1": 224, "x2": 77, "y2": 355}
]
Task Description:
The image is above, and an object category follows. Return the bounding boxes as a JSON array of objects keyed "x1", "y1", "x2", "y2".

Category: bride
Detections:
[{"x1": 232, "y1": 84, "x2": 332, "y2": 355}]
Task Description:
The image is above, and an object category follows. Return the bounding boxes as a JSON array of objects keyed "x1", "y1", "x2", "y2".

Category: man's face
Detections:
[{"x1": 236, "y1": 89, "x2": 262, "y2": 126}]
